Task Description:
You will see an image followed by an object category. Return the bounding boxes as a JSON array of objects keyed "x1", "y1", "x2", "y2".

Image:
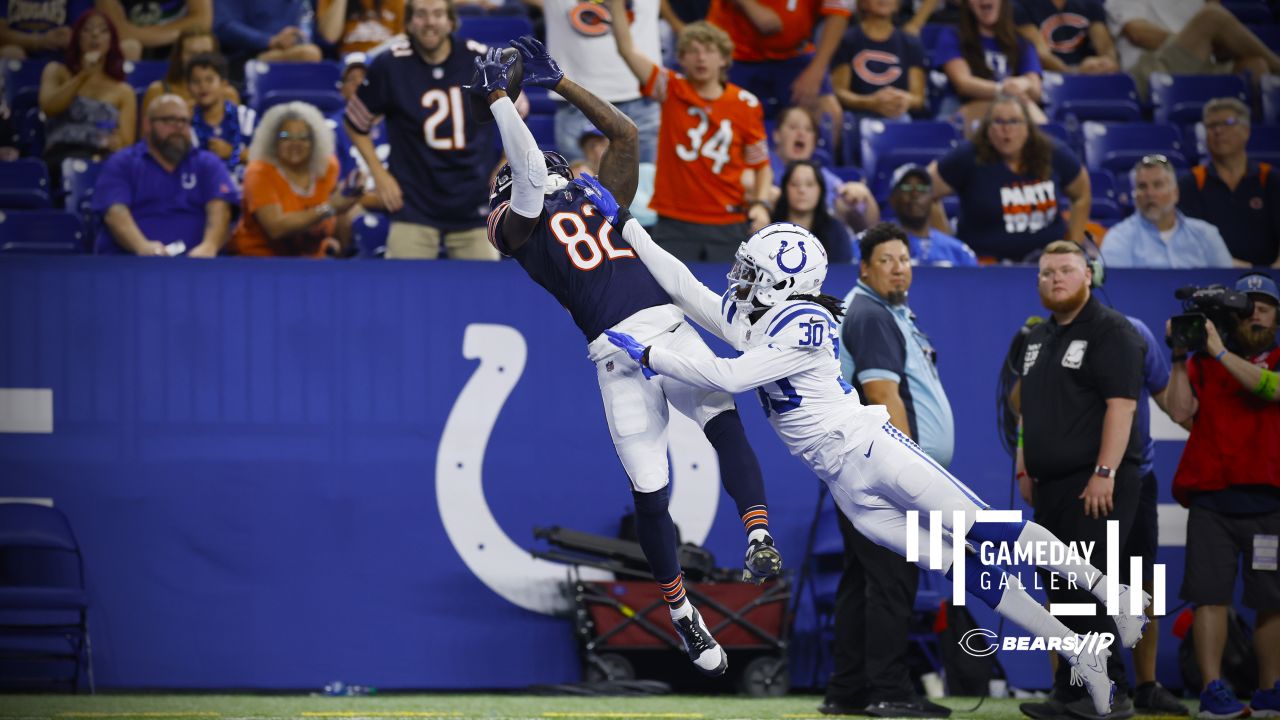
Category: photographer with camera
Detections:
[{"x1": 1164, "y1": 273, "x2": 1280, "y2": 720}]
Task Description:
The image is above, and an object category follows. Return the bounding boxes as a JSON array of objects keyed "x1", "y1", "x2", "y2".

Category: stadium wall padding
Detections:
[{"x1": 0, "y1": 257, "x2": 1237, "y2": 690}]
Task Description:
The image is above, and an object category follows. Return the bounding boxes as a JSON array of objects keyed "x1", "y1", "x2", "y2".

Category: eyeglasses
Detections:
[
  {"x1": 151, "y1": 115, "x2": 190, "y2": 127},
  {"x1": 1138, "y1": 154, "x2": 1170, "y2": 168},
  {"x1": 989, "y1": 117, "x2": 1026, "y2": 127},
  {"x1": 1205, "y1": 117, "x2": 1246, "y2": 131},
  {"x1": 277, "y1": 131, "x2": 313, "y2": 142},
  {"x1": 895, "y1": 183, "x2": 930, "y2": 194}
]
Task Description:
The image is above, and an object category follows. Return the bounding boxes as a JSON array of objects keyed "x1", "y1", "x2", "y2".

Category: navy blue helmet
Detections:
[{"x1": 490, "y1": 151, "x2": 574, "y2": 210}]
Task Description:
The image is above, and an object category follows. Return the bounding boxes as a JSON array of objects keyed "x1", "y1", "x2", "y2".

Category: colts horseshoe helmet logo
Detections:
[{"x1": 776, "y1": 239, "x2": 807, "y2": 273}]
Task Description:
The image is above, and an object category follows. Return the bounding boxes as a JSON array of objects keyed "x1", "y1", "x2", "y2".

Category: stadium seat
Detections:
[
  {"x1": 1083, "y1": 121, "x2": 1190, "y2": 175},
  {"x1": 0, "y1": 210, "x2": 85, "y2": 254},
  {"x1": 62, "y1": 158, "x2": 103, "y2": 239},
  {"x1": 1041, "y1": 121, "x2": 1082, "y2": 158},
  {"x1": 0, "y1": 157, "x2": 51, "y2": 209},
  {"x1": 0, "y1": 502, "x2": 94, "y2": 692},
  {"x1": 1263, "y1": 74, "x2": 1280, "y2": 125},
  {"x1": 1150, "y1": 73, "x2": 1249, "y2": 126},
  {"x1": 526, "y1": 114, "x2": 556, "y2": 153},
  {"x1": 831, "y1": 165, "x2": 865, "y2": 184},
  {"x1": 245, "y1": 61, "x2": 342, "y2": 113},
  {"x1": 1041, "y1": 73, "x2": 1142, "y2": 123},
  {"x1": 1222, "y1": 0, "x2": 1273, "y2": 24},
  {"x1": 860, "y1": 119, "x2": 959, "y2": 199},
  {"x1": 1088, "y1": 169, "x2": 1125, "y2": 220},
  {"x1": 2, "y1": 58, "x2": 47, "y2": 117},
  {"x1": 456, "y1": 15, "x2": 534, "y2": 48},
  {"x1": 353, "y1": 212, "x2": 389, "y2": 258},
  {"x1": 260, "y1": 89, "x2": 346, "y2": 115},
  {"x1": 15, "y1": 106, "x2": 44, "y2": 157},
  {"x1": 124, "y1": 59, "x2": 167, "y2": 92}
]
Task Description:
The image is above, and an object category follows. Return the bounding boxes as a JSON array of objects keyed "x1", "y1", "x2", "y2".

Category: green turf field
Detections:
[{"x1": 0, "y1": 695, "x2": 1200, "y2": 720}]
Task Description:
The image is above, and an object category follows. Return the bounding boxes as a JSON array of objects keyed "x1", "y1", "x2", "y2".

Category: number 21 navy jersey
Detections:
[{"x1": 487, "y1": 183, "x2": 672, "y2": 341}]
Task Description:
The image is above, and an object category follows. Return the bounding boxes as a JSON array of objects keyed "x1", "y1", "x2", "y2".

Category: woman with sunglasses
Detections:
[
  {"x1": 230, "y1": 101, "x2": 365, "y2": 257},
  {"x1": 927, "y1": 92, "x2": 1089, "y2": 263}
]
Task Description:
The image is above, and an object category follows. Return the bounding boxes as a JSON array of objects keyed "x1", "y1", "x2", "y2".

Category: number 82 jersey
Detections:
[
  {"x1": 488, "y1": 183, "x2": 673, "y2": 342},
  {"x1": 643, "y1": 66, "x2": 769, "y2": 226}
]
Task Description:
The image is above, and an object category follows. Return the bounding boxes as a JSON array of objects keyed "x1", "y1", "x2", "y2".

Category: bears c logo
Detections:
[
  {"x1": 852, "y1": 49, "x2": 903, "y2": 87},
  {"x1": 1040, "y1": 13, "x2": 1089, "y2": 54},
  {"x1": 569, "y1": 0, "x2": 633, "y2": 37}
]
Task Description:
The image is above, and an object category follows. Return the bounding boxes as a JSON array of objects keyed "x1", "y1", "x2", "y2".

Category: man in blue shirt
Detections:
[
  {"x1": 1101, "y1": 155, "x2": 1235, "y2": 269},
  {"x1": 821, "y1": 223, "x2": 955, "y2": 718},
  {"x1": 92, "y1": 94, "x2": 238, "y2": 256},
  {"x1": 886, "y1": 164, "x2": 977, "y2": 267}
]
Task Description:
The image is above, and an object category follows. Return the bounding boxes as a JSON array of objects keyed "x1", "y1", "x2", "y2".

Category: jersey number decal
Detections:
[
  {"x1": 758, "y1": 377, "x2": 802, "y2": 417},
  {"x1": 549, "y1": 205, "x2": 635, "y2": 271},
  {"x1": 675, "y1": 107, "x2": 734, "y2": 174},
  {"x1": 421, "y1": 87, "x2": 466, "y2": 150},
  {"x1": 798, "y1": 321, "x2": 825, "y2": 347}
]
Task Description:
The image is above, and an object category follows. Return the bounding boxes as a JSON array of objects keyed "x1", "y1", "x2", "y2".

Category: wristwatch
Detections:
[{"x1": 1094, "y1": 464, "x2": 1113, "y2": 479}]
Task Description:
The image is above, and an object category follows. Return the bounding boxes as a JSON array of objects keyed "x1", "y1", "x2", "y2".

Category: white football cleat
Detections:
[
  {"x1": 672, "y1": 605, "x2": 727, "y2": 677},
  {"x1": 1069, "y1": 641, "x2": 1115, "y2": 716},
  {"x1": 1114, "y1": 584, "x2": 1152, "y2": 648}
]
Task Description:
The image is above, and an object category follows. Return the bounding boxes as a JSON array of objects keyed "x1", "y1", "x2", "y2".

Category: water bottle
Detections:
[{"x1": 299, "y1": 1, "x2": 315, "y2": 44}]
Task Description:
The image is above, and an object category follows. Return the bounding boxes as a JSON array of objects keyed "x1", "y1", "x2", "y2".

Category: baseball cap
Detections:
[
  {"x1": 889, "y1": 163, "x2": 931, "y2": 192},
  {"x1": 1237, "y1": 273, "x2": 1279, "y2": 305},
  {"x1": 341, "y1": 52, "x2": 368, "y2": 78}
]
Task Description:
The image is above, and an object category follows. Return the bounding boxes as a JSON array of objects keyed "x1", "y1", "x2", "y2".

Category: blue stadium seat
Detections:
[
  {"x1": 526, "y1": 114, "x2": 556, "y2": 152},
  {"x1": 62, "y1": 158, "x2": 103, "y2": 240},
  {"x1": 260, "y1": 89, "x2": 346, "y2": 115},
  {"x1": 0, "y1": 157, "x2": 51, "y2": 209},
  {"x1": 1245, "y1": 124, "x2": 1280, "y2": 165},
  {"x1": 124, "y1": 59, "x2": 167, "y2": 92},
  {"x1": 1251, "y1": 25, "x2": 1280, "y2": 52},
  {"x1": 1041, "y1": 73, "x2": 1141, "y2": 123},
  {"x1": 860, "y1": 119, "x2": 959, "y2": 199},
  {"x1": 1150, "y1": 73, "x2": 1249, "y2": 126},
  {"x1": 15, "y1": 106, "x2": 44, "y2": 157},
  {"x1": 1083, "y1": 121, "x2": 1190, "y2": 175},
  {"x1": 3, "y1": 58, "x2": 48, "y2": 117},
  {"x1": 1041, "y1": 121, "x2": 1082, "y2": 158},
  {"x1": 0, "y1": 210, "x2": 85, "y2": 254},
  {"x1": 245, "y1": 61, "x2": 342, "y2": 112},
  {"x1": 1088, "y1": 168, "x2": 1125, "y2": 220},
  {"x1": 831, "y1": 165, "x2": 864, "y2": 184},
  {"x1": 354, "y1": 212, "x2": 389, "y2": 258},
  {"x1": 1223, "y1": 0, "x2": 1273, "y2": 24},
  {"x1": 1263, "y1": 74, "x2": 1280, "y2": 124},
  {"x1": 456, "y1": 15, "x2": 534, "y2": 48}
]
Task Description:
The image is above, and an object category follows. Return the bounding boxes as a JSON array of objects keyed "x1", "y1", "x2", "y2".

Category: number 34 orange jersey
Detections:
[{"x1": 643, "y1": 66, "x2": 770, "y2": 226}]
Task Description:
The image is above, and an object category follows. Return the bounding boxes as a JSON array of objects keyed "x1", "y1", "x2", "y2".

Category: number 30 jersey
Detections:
[
  {"x1": 643, "y1": 67, "x2": 769, "y2": 225},
  {"x1": 487, "y1": 182, "x2": 673, "y2": 342},
  {"x1": 347, "y1": 35, "x2": 496, "y2": 230}
]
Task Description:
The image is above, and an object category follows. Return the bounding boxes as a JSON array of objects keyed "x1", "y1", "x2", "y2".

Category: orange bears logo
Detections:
[
  {"x1": 852, "y1": 49, "x2": 902, "y2": 86},
  {"x1": 568, "y1": 0, "x2": 634, "y2": 37},
  {"x1": 1040, "y1": 13, "x2": 1089, "y2": 54}
]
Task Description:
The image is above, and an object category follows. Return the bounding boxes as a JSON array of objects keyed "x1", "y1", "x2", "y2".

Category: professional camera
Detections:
[{"x1": 1168, "y1": 285, "x2": 1255, "y2": 352}]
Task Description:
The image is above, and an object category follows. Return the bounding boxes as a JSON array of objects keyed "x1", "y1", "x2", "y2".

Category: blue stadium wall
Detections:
[{"x1": 0, "y1": 258, "x2": 1243, "y2": 690}]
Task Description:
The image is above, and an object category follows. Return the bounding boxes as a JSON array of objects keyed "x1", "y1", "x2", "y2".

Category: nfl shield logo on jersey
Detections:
[{"x1": 1061, "y1": 340, "x2": 1088, "y2": 369}]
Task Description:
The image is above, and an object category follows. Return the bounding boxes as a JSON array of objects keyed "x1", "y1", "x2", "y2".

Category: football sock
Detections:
[
  {"x1": 703, "y1": 410, "x2": 769, "y2": 537},
  {"x1": 632, "y1": 486, "x2": 682, "y2": 598}
]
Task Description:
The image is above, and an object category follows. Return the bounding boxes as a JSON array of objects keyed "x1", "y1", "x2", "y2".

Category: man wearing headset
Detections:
[
  {"x1": 1010, "y1": 240, "x2": 1148, "y2": 720},
  {"x1": 1164, "y1": 273, "x2": 1280, "y2": 720}
]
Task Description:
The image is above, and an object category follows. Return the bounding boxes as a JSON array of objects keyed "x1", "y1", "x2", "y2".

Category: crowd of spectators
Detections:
[{"x1": 0, "y1": 0, "x2": 1277, "y2": 267}]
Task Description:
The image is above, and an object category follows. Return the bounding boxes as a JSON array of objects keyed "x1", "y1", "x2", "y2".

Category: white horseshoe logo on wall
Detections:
[{"x1": 436, "y1": 324, "x2": 721, "y2": 615}]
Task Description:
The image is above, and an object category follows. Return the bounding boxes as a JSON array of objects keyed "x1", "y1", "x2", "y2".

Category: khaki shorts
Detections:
[
  {"x1": 386, "y1": 222, "x2": 498, "y2": 260},
  {"x1": 1131, "y1": 37, "x2": 1234, "y2": 100}
]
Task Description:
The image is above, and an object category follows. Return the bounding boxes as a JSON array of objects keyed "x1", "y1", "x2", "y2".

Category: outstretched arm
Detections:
[
  {"x1": 604, "y1": 0, "x2": 659, "y2": 88},
  {"x1": 648, "y1": 342, "x2": 810, "y2": 394},
  {"x1": 512, "y1": 36, "x2": 639, "y2": 205},
  {"x1": 620, "y1": 217, "x2": 732, "y2": 341}
]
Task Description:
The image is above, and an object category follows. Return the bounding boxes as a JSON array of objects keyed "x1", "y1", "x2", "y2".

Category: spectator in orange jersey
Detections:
[
  {"x1": 607, "y1": 0, "x2": 772, "y2": 262},
  {"x1": 705, "y1": 0, "x2": 851, "y2": 128}
]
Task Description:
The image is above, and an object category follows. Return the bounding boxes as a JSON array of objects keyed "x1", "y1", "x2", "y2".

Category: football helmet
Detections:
[
  {"x1": 727, "y1": 223, "x2": 828, "y2": 318},
  {"x1": 489, "y1": 150, "x2": 574, "y2": 210}
]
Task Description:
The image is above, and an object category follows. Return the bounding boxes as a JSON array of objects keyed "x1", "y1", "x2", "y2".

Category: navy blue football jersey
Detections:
[
  {"x1": 347, "y1": 35, "x2": 498, "y2": 230},
  {"x1": 487, "y1": 184, "x2": 673, "y2": 341},
  {"x1": 1017, "y1": 0, "x2": 1106, "y2": 67}
]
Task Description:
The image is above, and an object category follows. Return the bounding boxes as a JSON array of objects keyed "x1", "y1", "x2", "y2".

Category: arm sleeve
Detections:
[
  {"x1": 1051, "y1": 140, "x2": 1083, "y2": 181},
  {"x1": 621, "y1": 217, "x2": 730, "y2": 340},
  {"x1": 1100, "y1": 225, "x2": 1132, "y2": 267},
  {"x1": 820, "y1": 0, "x2": 853, "y2": 19},
  {"x1": 1018, "y1": 37, "x2": 1042, "y2": 75},
  {"x1": 491, "y1": 95, "x2": 546, "y2": 219},
  {"x1": 1176, "y1": 172, "x2": 1203, "y2": 219},
  {"x1": 842, "y1": 306, "x2": 906, "y2": 385},
  {"x1": 198, "y1": 151, "x2": 240, "y2": 205},
  {"x1": 1205, "y1": 224, "x2": 1234, "y2": 268},
  {"x1": 1135, "y1": 320, "x2": 1171, "y2": 394},
  {"x1": 903, "y1": 32, "x2": 926, "y2": 69},
  {"x1": 213, "y1": 0, "x2": 274, "y2": 52},
  {"x1": 1091, "y1": 319, "x2": 1144, "y2": 400},
  {"x1": 932, "y1": 27, "x2": 961, "y2": 69},
  {"x1": 648, "y1": 342, "x2": 815, "y2": 394},
  {"x1": 347, "y1": 55, "x2": 389, "y2": 134},
  {"x1": 90, "y1": 153, "x2": 132, "y2": 213},
  {"x1": 936, "y1": 142, "x2": 970, "y2": 191},
  {"x1": 832, "y1": 33, "x2": 855, "y2": 67}
]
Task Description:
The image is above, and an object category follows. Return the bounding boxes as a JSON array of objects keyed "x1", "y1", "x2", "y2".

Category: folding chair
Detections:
[{"x1": 0, "y1": 502, "x2": 94, "y2": 692}]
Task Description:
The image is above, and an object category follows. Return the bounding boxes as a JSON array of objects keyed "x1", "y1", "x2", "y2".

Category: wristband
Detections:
[
  {"x1": 1215, "y1": 349, "x2": 1228, "y2": 362},
  {"x1": 315, "y1": 202, "x2": 335, "y2": 219},
  {"x1": 1255, "y1": 369, "x2": 1278, "y2": 400}
]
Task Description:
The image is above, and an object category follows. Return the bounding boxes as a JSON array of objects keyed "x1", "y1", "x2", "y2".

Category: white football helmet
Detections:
[{"x1": 727, "y1": 222, "x2": 829, "y2": 318}]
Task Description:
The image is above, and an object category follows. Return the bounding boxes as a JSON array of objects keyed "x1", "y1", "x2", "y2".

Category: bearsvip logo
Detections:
[{"x1": 959, "y1": 628, "x2": 1116, "y2": 658}]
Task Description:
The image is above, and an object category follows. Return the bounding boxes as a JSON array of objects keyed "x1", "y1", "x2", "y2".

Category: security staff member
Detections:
[{"x1": 1011, "y1": 240, "x2": 1147, "y2": 720}]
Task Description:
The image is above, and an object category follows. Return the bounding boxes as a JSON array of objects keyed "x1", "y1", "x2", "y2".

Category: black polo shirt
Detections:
[
  {"x1": 1178, "y1": 161, "x2": 1280, "y2": 267},
  {"x1": 1018, "y1": 296, "x2": 1146, "y2": 481}
]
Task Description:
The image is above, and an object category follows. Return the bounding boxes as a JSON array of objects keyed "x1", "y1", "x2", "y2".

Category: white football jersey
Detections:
[{"x1": 622, "y1": 220, "x2": 889, "y2": 479}]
